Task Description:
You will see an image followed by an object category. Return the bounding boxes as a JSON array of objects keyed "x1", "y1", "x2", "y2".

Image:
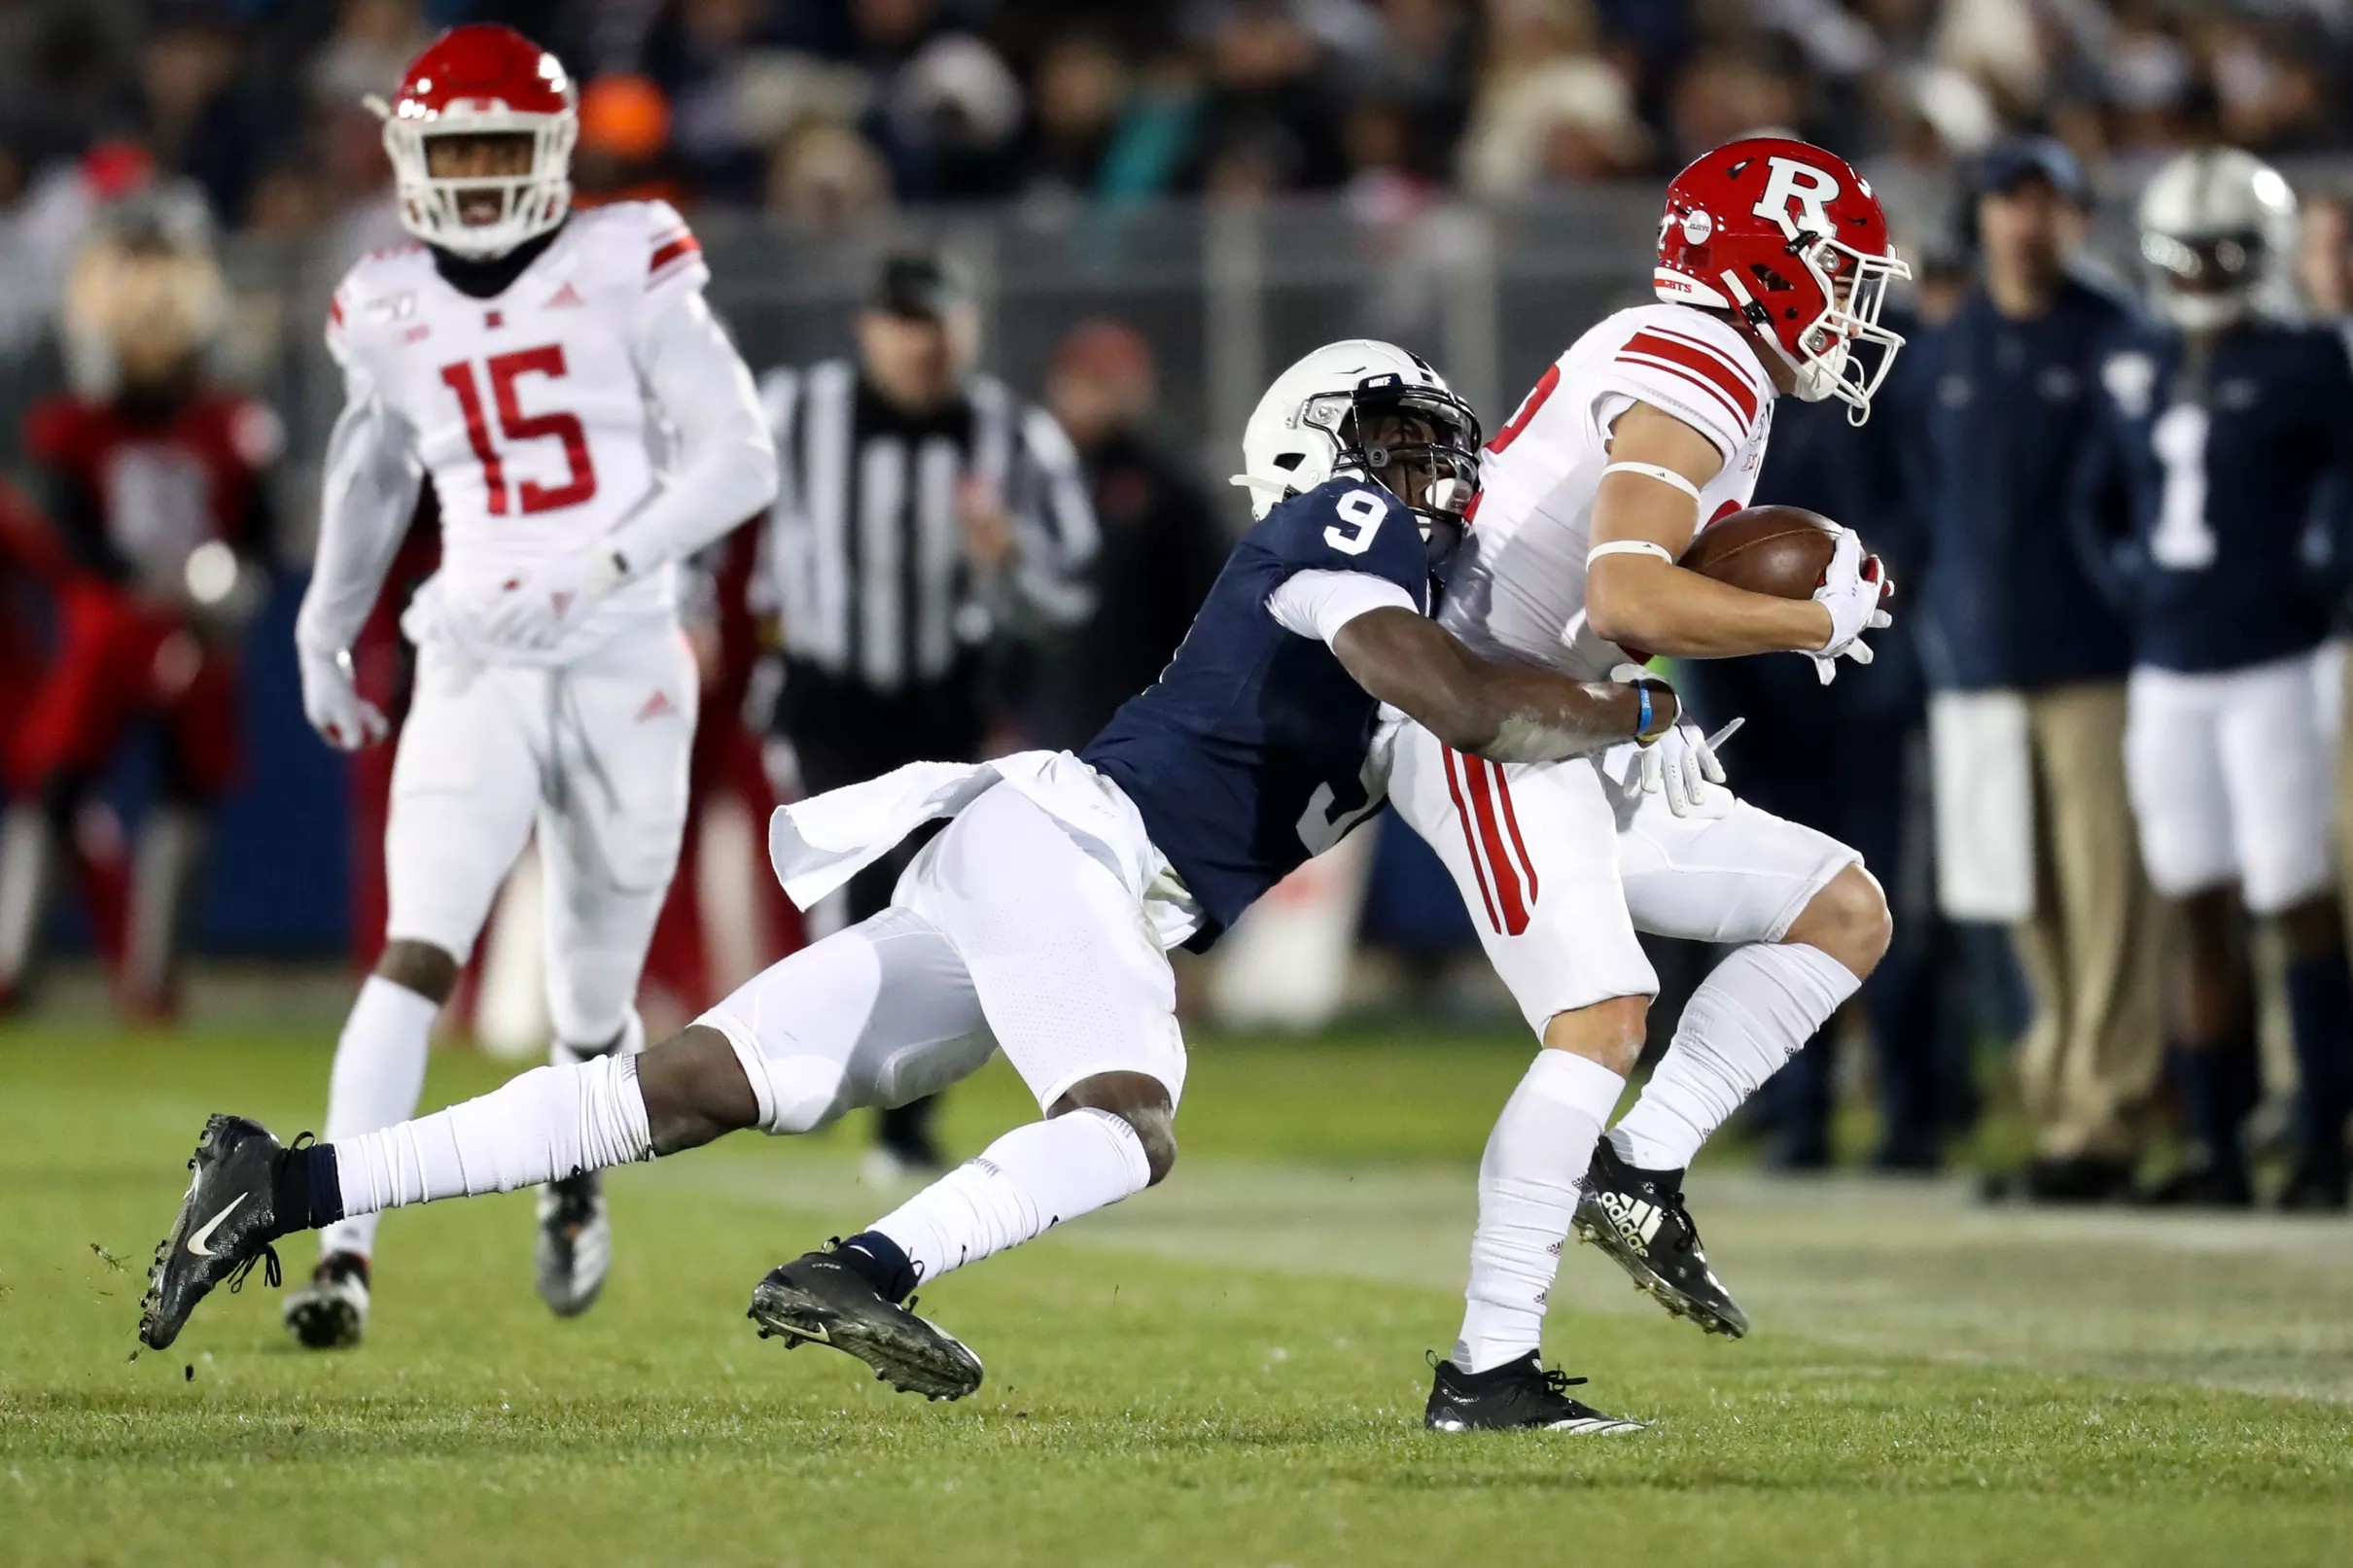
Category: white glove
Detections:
[
  {"x1": 297, "y1": 644, "x2": 388, "y2": 751},
  {"x1": 476, "y1": 544, "x2": 629, "y2": 650},
  {"x1": 1631, "y1": 715, "x2": 1742, "y2": 817},
  {"x1": 1807, "y1": 527, "x2": 1892, "y2": 685}
]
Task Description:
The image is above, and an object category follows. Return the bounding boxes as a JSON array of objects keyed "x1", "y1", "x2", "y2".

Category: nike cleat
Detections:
[
  {"x1": 747, "y1": 1247, "x2": 983, "y2": 1401},
  {"x1": 1573, "y1": 1139, "x2": 1750, "y2": 1339},
  {"x1": 139, "y1": 1114, "x2": 287, "y2": 1350},
  {"x1": 536, "y1": 1169, "x2": 610, "y2": 1317},
  {"x1": 1424, "y1": 1352, "x2": 1647, "y2": 1434},
  {"x1": 283, "y1": 1251, "x2": 370, "y2": 1349}
]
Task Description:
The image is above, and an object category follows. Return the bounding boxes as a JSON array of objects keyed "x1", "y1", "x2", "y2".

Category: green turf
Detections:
[{"x1": 2, "y1": 1025, "x2": 2348, "y2": 1567}]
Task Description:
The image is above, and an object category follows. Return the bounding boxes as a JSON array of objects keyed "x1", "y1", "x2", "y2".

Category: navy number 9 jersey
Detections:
[{"x1": 1082, "y1": 477, "x2": 1431, "y2": 948}]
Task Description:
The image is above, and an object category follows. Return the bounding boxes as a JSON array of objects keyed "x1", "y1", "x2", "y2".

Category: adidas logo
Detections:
[
  {"x1": 1598, "y1": 1192, "x2": 1663, "y2": 1250},
  {"x1": 544, "y1": 281, "x2": 586, "y2": 309},
  {"x1": 636, "y1": 689, "x2": 678, "y2": 722}
]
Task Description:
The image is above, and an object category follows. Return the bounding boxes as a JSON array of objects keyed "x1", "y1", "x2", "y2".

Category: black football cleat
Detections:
[
  {"x1": 747, "y1": 1246, "x2": 983, "y2": 1401},
  {"x1": 1423, "y1": 1352, "x2": 1646, "y2": 1434},
  {"x1": 2275, "y1": 1158, "x2": 2349, "y2": 1213},
  {"x1": 1572, "y1": 1139, "x2": 1749, "y2": 1339},
  {"x1": 283, "y1": 1251, "x2": 370, "y2": 1350},
  {"x1": 139, "y1": 1114, "x2": 287, "y2": 1350},
  {"x1": 2134, "y1": 1158, "x2": 2255, "y2": 1209}
]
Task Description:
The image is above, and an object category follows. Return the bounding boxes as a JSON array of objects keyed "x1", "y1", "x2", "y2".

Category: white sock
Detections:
[
  {"x1": 1610, "y1": 942, "x2": 1860, "y2": 1171},
  {"x1": 330, "y1": 1053, "x2": 654, "y2": 1218},
  {"x1": 1453, "y1": 1049, "x2": 1625, "y2": 1374},
  {"x1": 317, "y1": 976, "x2": 440, "y2": 1258},
  {"x1": 870, "y1": 1109, "x2": 1152, "y2": 1286},
  {"x1": 551, "y1": 1008, "x2": 645, "y2": 1068}
]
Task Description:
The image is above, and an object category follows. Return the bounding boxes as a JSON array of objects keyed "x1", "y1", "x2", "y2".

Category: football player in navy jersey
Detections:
[
  {"x1": 142, "y1": 341, "x2": 1680, "y2": 1428},
  {"x1": 2075, "y1": 148, "x2": 2353, "y2": 1209}
]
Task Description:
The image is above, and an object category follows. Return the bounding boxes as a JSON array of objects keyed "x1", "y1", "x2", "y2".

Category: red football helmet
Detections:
[
  {"x1": 1653, "y1": 136, "x2": 1909, "y2": 424},
  {"x1": 369, "y1": 24, "x2": 578, "y2": 259}
]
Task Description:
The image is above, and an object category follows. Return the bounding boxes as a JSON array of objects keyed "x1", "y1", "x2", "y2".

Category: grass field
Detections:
[{"x1": 4, "y1": 1020, "x2": 2351, "y2": 1567}]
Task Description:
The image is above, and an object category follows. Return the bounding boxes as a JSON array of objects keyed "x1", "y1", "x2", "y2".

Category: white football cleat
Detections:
[{"x1": 536, "y1": 1170, "x2": 610, "y2": 1317}]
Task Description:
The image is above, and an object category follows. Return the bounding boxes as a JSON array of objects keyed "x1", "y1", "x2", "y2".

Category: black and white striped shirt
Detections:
[{"x1": 755, "y1": 359, "x2": 1098, "y2": 695}]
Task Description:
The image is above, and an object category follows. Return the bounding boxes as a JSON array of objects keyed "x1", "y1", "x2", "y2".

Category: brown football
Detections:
[{"x1": 1679, "y1": 505, "x2": 1841, "y2": 600}]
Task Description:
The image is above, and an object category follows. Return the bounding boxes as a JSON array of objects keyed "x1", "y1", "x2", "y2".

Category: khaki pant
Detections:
[{"x1": 2012, "y1": 682, "x2": 2165, "y2": 1159}]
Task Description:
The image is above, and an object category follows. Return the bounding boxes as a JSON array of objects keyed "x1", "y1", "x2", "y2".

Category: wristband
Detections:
[{"x1": 1634, "y1": 682, "x2": 1652, "y2": 740}]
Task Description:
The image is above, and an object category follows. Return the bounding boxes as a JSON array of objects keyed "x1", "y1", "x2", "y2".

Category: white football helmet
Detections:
[
  {"x1": 2137, "y1": 147, "x2": 2299, "y2": 331},
  {"x1": 1232, "y1": 339, "x2": 1482, "y2": 549}
]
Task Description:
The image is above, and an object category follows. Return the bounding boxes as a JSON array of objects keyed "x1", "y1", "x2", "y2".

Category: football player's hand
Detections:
[
  {"x1": 1808, "y1": 527, "x2": 1892, "y2": 685},
  {"x1": 479, "y1": 545, "x2": 628, "y2": 650},
  {"x1": 1635, "y1": 715, "x2": 1741, "y2": 817},
  {"x1": 297, "y1": 644, "x2": 388, "y2": 751}
]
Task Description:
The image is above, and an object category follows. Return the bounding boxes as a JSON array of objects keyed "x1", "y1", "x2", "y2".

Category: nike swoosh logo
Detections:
[
  {"x1": 781, "y1": 1319, "x2": 829, "y2": 1344},
  {"x1": 187, "y1": 1194, "x2": 246, "y2": 1258}
]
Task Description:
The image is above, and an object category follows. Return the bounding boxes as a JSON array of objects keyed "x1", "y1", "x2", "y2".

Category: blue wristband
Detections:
[{"x1": 1635, "y1": 682, "x2": 1652, "y2": 739}]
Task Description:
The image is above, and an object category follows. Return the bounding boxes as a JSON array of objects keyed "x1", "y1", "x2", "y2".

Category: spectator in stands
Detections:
[
  {"x1": 1031, "y1": 319, "x2": 1227, "y2": 746},
  {"x1": 765, "y1": 118, "x2": 896, "y2": 227},
  {"x1": 573, "y1": 74, "x2": 686, "y2": 208},
  {"x1": 1895, "y1": 138, "x2": 2164, "y2": 1203},
  {"x1": 1191, "y1": 1, "x2": 1350, "y2": 196},
  {"x1": 1457, "y1": 0, "x2": 1648, "y2": 196}
]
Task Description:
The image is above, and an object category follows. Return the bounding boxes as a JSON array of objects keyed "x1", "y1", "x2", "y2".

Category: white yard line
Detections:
[{"x1": 649, "y1": 1151, "x2": 2353, "y2": 1403}]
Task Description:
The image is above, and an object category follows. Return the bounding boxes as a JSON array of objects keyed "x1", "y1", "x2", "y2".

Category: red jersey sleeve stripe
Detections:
[
  {"x1": 1644, "y1": 323, "x2": 1765, "y2": 390},
  {"x1": 648, "y1": 233, "x2": 702, "y2": 277},
  {"x1": 1621, "y1": 331, "x2": 1759, "y2": 424},
  {"x1": 1616, "y1": 350, "x2": 1750, "y2": 432}
]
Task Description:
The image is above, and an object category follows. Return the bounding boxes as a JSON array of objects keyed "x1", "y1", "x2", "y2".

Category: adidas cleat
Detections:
[
  {"x1": 284, "y1": 1251, "x2": 370, "y2": 1350},
  {"x1": 1573, "y1": 1139, "x2": 1749, "y2": 1339},
  {"x1": 536, "y1": 1169, "x2": 610, "y2": 1317},
  {"x1": 1424, "y1": 1352, "x2": 1646, "y2": 1434},
  {"x1": 139, "y1": 1114, "x2": 287, "y2": 1350},
  {"x1": 747, "y1": 1247, "x2": 983, "y2": 1401}
]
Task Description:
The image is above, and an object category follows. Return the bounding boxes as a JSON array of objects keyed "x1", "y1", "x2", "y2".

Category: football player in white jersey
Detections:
[
  {"x1": 1403, "y1": 137, "x2": 1909, "y2": 1431},
  {"x1": 278, "y1": 24, "x2": 778, "y2": 1347}
]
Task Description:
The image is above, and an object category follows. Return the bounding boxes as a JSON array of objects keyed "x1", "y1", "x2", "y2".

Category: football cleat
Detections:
[
  {"x1": 2135, "y1": 1158, "x2": 2255, "y2": 1209},
  {"x1": 536, "y1": 1169, "x2": 610, "y2": 1317},
  {"x1": 1423, "y1": 1352, "x2": 1646, "y2": 1434},
  {"x1": 284, "y1": 1251, "x2": 370, "y2": 1350},
  {"x1": 1572, "y1": 1139, "x2": 1749, "y2": 1339},
  {"x1": 2274, "y1": 1158, "x2": 2348, "y2": 1213},
  {"x1": 747, "y1": 1246, "x2": 983, "y2": 1401},
  {"x1": 139, "y1": 1114, "x2": 286, "y2": 1350}
]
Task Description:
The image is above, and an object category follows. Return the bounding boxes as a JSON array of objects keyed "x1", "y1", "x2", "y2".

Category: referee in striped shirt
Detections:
[{"x1": 752, "y1": 251, "x2": 1099, "y2": 1178}]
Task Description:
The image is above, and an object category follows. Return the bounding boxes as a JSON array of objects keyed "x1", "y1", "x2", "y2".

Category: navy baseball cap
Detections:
[{"x1": 1975, "y1": 136, "x2": 2090, "y2": 206}]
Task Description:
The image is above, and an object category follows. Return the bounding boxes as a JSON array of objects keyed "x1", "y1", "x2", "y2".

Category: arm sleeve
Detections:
[
  {"x1": 295, "y1": 362, "x2": 425, "y2": 656},
  {"x1": 1265, "y1": 569, "x2": 1421, "y2": 646},
  {"x1": 606, "y1": 288, "x2": 781, "y2": 575},
  {"x1": 1001, "y1": 402, "x2": 1100, "y2": 628}
]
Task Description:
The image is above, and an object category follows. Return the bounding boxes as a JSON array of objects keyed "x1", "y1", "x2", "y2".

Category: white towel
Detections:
[
  {"x1": 765, "y1": 749, "x2": 1201, "y2": 946},
  {"x1": 1928, "y1": 689, "x2": 2036, "y2": 923},
  {"x1": 767, "y1": 758, "x2": 1011, "y2": 909}
]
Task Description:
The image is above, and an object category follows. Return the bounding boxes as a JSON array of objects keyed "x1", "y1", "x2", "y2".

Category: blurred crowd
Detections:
[{"x1": 4, "y1": 0, "x2": 2353, "y2": 254}]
